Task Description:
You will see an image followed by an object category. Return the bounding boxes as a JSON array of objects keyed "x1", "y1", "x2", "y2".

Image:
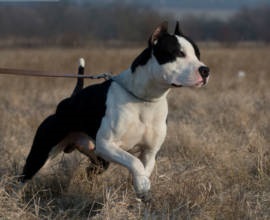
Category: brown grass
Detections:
[{"x1": 0, "y1": 45, "x2": 269, "y2": 219}]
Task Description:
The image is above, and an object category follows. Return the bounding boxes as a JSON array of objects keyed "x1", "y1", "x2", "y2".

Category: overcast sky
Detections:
[
  {"x1": 0, "y1": 0, "x2": 268, "y2": 9},
  {"x1": 68, "y1": 0, "x2": 269, "y2": 9}
]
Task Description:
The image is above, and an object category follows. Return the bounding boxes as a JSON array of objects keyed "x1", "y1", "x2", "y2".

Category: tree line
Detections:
[
  {"x1": 0, "y1": 2, "x2": 269, "y2": 47},
  {"x1": 183, "y1": 5, "x2": 270, "y2": 43}
]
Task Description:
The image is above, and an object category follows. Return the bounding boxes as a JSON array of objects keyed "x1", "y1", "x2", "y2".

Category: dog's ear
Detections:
[
  {"x1": 149, "y1": 21, "x2": 168, "y2": 46},
  {"x1": 174, "y1": 21, "x2": 184, "y2": 36}
]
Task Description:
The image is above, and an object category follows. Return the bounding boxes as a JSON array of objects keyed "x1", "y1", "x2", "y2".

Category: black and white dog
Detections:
[{"x1": 20, "y1": 22, "x2": 209, "y2": 200}]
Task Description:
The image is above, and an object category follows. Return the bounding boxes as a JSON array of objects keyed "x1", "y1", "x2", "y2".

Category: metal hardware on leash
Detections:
[{"x1": 0, "y1": 58, "x2": 112, "y2": 80}]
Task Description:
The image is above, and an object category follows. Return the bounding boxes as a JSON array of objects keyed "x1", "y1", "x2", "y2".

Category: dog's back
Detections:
[{"x1": 55, "y1": 79, "x2": 112, "y2": 138}]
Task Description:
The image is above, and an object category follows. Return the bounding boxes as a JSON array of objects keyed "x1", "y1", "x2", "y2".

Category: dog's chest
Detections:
[{"x1": 99, "y1": 82, "x2": 168, "y2": 150}]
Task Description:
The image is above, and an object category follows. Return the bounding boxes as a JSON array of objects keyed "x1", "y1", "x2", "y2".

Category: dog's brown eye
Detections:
[{"x1": 178, "y1": 50, "x2": 185, "y2": 57}]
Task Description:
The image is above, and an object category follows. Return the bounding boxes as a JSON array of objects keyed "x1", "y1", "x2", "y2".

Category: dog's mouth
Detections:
[
  {"x1": 171, "y1": 83, "x2": 183, "y2": 87},
  {"x1": 195, "y1": 80, "x2": 205, "y2": 87},
  {"x1": 171, "y1": 80, "x2": 206, "y2": 88},
  {"x1": 170, "y1": 73, "x2": 209, "y2": 88}
]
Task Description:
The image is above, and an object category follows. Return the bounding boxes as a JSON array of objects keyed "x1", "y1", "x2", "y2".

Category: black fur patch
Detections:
[
  {"x1": 131, "y1": 34, "x2": 183, "y2": 72},
  {"x1": 174, "y1": 24, "x2": 201, "y2": 60},
  {"x1": 21, "y1": 80, "x2": 112, "y2": 181},
  {"x1": 131, "y1": 34, "x2": 192, "y2": 72},
  {"x1": 55, "y1": 79, "x2": 113, "y2": 139},
  {"x1": 182, "y1": 35, "x2": 201, "y2": 60},
  {"x1": 153, "y1": 34, "x2": 184, "y2": 65},
  {"x1": 131, "y1": 47, "x2": 151, "y2": 73}
]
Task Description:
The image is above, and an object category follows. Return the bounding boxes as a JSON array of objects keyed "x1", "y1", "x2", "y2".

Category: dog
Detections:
[{"x1": 20, "y1": 21, "x2": 209, "y2": 201}]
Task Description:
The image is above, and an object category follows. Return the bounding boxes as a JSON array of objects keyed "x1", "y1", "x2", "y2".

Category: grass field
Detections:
[{"x1": 0, "y1": 45, "x2": 269, "y2": 219}]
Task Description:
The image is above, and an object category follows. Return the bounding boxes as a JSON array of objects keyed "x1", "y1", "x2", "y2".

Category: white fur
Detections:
[
  {"x1": 93, "y1": 35, "x2": 208, "y2": 196},
  {"x1": 79, "y1": 58, "x2": 85, "y2": 68}
]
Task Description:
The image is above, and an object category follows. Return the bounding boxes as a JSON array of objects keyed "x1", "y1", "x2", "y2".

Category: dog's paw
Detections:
[
  {"x1": 134, "y1": 175, "x2": 151, "y2": 196},
  {"x1": 85, "y1": 158, "x2": 110, "y2": 180}
]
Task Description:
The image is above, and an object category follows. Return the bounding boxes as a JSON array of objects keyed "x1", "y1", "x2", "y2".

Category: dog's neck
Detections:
[{"x1": 113, "y1": 63, "x2": 170, "y2": 102}]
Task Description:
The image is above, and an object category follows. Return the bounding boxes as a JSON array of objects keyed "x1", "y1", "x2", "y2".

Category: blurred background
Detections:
[
  {"x1": 0, "y1": 1, "x2": 270, "y2": 219},
  {"x1": 0, "y1": 0, "x2": 269, "y2": 47}
]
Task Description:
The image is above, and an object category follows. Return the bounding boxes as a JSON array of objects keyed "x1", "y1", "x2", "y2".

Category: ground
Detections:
[{"x1": 0, "y1": 45, "x2": 269, "y2": 219}]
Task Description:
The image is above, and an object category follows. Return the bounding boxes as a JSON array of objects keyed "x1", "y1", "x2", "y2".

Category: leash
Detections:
[
  {"x1": 0, "y1": 67, "x2": 112, "y2": 80},
  {"x1": 0, "y1": 58, "x2": 112, "y2": 80}
]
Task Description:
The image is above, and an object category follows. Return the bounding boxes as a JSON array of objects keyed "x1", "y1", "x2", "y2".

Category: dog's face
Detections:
[{"x1": 131, "y1": 21, "x2": 209, "y2": 88}]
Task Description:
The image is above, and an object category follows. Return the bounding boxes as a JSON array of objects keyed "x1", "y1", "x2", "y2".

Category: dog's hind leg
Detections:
[
  {"x1": 20, "y1": 114, "x2": 68, "y2": 183},
  {"x1": 59, "y1": 132, "x2": 110, "y2": 177}
]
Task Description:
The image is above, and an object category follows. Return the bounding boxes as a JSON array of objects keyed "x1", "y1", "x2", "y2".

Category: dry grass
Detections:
[{"x1": 0, "y1": 45, "x2": 269, "y2": 219}]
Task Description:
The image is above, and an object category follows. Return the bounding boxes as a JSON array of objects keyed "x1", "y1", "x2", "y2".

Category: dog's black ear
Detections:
[
  {"x1": 174, "y1": 21, "x2": 184, "y2": 36},
  {"x1": 149, "y1": 21, "x2": 168, "y2": 46}
]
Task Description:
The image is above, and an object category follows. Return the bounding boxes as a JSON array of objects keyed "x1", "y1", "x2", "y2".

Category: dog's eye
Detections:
[{"x1": 177, "y1": 49, "x2": 185, "y2": 57}]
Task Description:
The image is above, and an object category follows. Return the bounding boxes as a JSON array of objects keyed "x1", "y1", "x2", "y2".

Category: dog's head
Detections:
[{"x1": 131, "y1": 21, "x2": 209, "y2": 88}]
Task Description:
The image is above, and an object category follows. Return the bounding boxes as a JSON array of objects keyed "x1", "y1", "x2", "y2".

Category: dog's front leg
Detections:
[
  {"x1": 95, "y1": 137, "x2": 151, "y2": 199},
  {"x1": 140, "y1": 125, "x2": 167, "y2": 177},
  {"x1": 139, "y1": 148, "x2": 160, "y2": 177}
]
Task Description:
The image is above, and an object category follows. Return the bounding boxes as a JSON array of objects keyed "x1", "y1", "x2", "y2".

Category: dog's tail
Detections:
[{"x1": 71, "y1": 58, "x2": 85, "y2": 96}]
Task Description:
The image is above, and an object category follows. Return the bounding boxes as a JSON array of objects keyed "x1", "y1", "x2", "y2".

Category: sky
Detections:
[
  {"x1": 0, "y1": 0, "x2": 268, "y2": 9},
  {"x1": 69, "y1": 0, "x2": 269, "y2": 9},
  {"x1": 0, "y1": 0, "x2": 268, "y2": 20}
]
